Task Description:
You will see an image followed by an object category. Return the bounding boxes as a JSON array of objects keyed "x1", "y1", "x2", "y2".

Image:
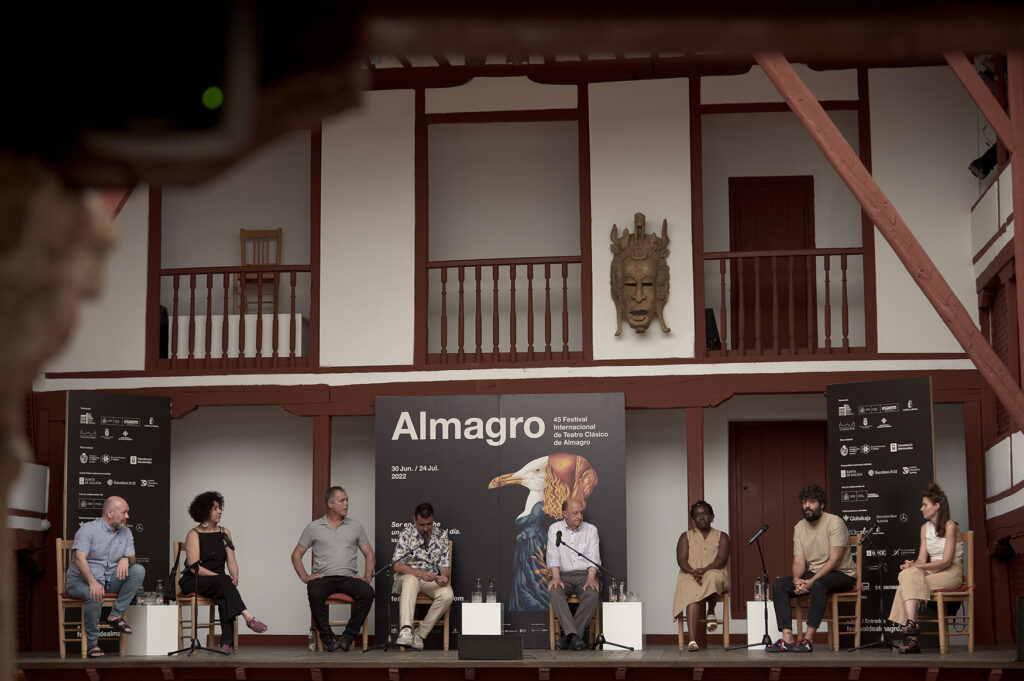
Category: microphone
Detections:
[
  {"x1": 746, "y1": 524, "x2": 770, "y2": 546},
  {"x1": 858, "y1": 525, "x2": 878, "y2": 545},
  {"x1": 556, "y1": 530, "x2": 562, "y2": 547}
]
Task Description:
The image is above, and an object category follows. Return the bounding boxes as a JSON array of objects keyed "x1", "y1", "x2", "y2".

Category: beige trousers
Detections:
[
  {"x1": 887, "y1": 565, "x2": 963, "y2": 625},
  {"x1": 394, "y1": 574, "x2": 454, "y2": 636}
]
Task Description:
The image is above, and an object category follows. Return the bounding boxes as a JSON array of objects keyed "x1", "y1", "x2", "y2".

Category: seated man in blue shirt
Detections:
[{"x1": 64, "y1": 495, "x2": 146, "y2": 657}]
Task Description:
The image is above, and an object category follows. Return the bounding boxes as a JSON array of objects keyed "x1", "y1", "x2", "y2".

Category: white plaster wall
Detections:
[
  {"x1": 702, "y1": 65, "x2": 858, "y2": 104},
  {"x1": 869, "y1": 67, "x2": 979, "y2": 353},
  {"x1": 43, "y1": 186, "x2": 150, "y2": 373},
  {"x1": 169, "y1": 405, "x2": 312, "y2": 635},
  {"x1": 328, "y1": 416, "x2": 378, "y2": 633},
  {"x1": 625, "y1": 409, "x2": 687, "y2": 634},
  {"x1": 320, "y1": 90, "x2": 416, "y2": 367},
  {"x1": 590, "y1": 78, "x2": 693, "y2": 360},
  {"x1": 426, "y1": 77, "x2": 577, "y2": 113},
  {"x1": 702, "y1": 111, "x2": 865, "y2": 348}
]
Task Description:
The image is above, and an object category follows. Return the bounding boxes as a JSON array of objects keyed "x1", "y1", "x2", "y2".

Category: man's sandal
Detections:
[
  {"x1": 88, "y1": 645, "x2": 105, "y2": 658},
  {"x1": 107, "y1": 617, "x2": 132, "y2": 634}
]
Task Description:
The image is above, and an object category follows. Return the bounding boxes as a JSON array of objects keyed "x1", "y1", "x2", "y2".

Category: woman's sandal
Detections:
[
  {"x1": 88, "y1": 645, "x2": 105, "y2": 658},
  {"x1": 106, "y1": 617, "x2": 132, "y2": 635},
  {"x1": 687, "y1": 640, "x2": 700, "y2": 652},
  {"x1": 246, "y1": 618, "x2": 268, "y2": 633},
  {"x1": 706, "y1": 615, "x2": 719, "y2": 633}
]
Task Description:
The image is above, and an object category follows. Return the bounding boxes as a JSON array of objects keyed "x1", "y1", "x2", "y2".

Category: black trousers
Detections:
[
  {"x1": 306, "y1": 575, "x2": 375, "y2": 641},
  {"x1": 772, "y1": 570, "x2": 856, "y2": 632},
  {"x1": 179, "y1": 573, "x2": 247, "y2": 645}
]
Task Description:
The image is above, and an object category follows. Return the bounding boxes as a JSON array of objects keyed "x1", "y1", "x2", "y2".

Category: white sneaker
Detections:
[
  {"x1": 412, "y1": 632, "x2": 424, "y2": 651},
  {"x1": 396, "y1": 627, "x2": 414, "y2": 647}
]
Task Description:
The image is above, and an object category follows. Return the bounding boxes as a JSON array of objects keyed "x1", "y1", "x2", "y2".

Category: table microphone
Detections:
[{"x1": 556, "y1": 530, "x2": 562, "y2": 547}]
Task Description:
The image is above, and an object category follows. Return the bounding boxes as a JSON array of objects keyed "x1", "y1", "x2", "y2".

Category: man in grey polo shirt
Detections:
[
  {"x1": 64, "y1": 495, "x2": 145, "y2": 658},
  {"x1": 291, "y1": 486, "x2": 376, "y2": 652}
]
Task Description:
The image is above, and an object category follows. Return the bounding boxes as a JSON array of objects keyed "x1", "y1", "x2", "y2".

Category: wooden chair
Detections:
[
  {"x1": 313, "y1": 592, "x2": 369, "y2": 652},
  {"x1": 917, "y1": 530, "x2": 974, "y2": 653},
  {"x1": 675, "y1": 589, "x2": 731, "y2": 649},
  {"x1": 411, "y1": 541, "x2": 454, "y2": 650},
  {"x1": 232, "y1": 227, "x2": 282, "y2": 313},
  {"x1": 795, "y1": 534, "x2": 863, "y2": 651},
  {"x1": 549, "y1": 593, "x2": 601, "y2": 649},
  {"x1": 55, "y1": 538, "x2": 127, "y2": 658},
  {"x1": 174, "y1": 541, "x2": 239, "y2": 652}
]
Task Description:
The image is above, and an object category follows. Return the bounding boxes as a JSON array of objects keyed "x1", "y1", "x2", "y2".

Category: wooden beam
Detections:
[
  {"x1": 1009, "y1": 51, "x2": 1024, "y2": 387},
  {"x1": 754, "y1": 51, "x2": 1024, "y2": 434},
  {"x1": 944, "y1": 51, "x2": 1014, "y2": 151},
  {"x1": 312, "y1": 415, "x2": 331, "y2": 520}
]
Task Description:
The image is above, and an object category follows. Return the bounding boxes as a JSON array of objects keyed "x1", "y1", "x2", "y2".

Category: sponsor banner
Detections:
[
  {"x1": 375, "y1": 394, "x2": 625, "y2": 649},
  {"x1": 827, "y1": 377, "x2": 934, "y2": 636},
  {"x1": 65, "y1": 391, "x2": 172, "y2": 590}
]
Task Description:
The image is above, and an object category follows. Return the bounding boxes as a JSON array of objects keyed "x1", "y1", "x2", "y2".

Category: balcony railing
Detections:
[
  {"x1": 703, "y1": 247, "x2": 866, "y2": 356},
  {"x1": 426, "y1": 256, "x2": 584, "y2": 365},
  {"x1": 157, "y1": 265, "x2": 311, "y2": 370}
]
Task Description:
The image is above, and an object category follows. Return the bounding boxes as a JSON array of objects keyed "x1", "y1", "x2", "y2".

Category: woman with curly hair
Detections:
[
  {"x1": 887, "y1": 482, "x2": 962, "y2": 654},
  {"x1": 179, "y1": 491, "x2": 267, "y2": 652}
]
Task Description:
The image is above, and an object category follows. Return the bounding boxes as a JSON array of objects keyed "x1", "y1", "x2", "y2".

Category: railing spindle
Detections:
[
  {"x1": 509, "y1": 264, "x2": 517, "y2": 362},
  {"x1": 753, "y1": 256, "x2": 762, "y2": 354},
  {"x1": 272, "y1": 270, "x2": 280, "y2": 362},
  {"x1": 238, "y1": 272, "x2": 246, "y2": 362},
  {"x1": 770, "y1": 256, "x2": 779, "y2": 354},
  {"x1": 255, "y1": 273, "x2": 263, "y2": 360},
  {"x1": 805, "y1": 257, "x2": 815, "y2": 353},
  {"x1": 492, "y1": 265, "x2": 500, "y2": 361},
  {"x1": 544, "y1": 263, "x2": 552, "y2": 359},
  {"x1": 221, "y1": 273, "x2": 230, "y2": 367},
  {"x1": 458, "y1": 266, "x2": 466, "y2": 362},
  {"x1": 561, "y1": 262, "x2": 570, "y2": 357},
  {"x1": 787, "y1": 256, "x2": 796, "y2": 355},
  {"x1": 440, "y1": 268, "x2": 448, "y2": 364},
  {"x1": 187, "y1": 274, "x2": 197, "y2": 367},
  {"x1": 171, "y1": 274, "x2": 180, "y2": 367},
  {"x1": 823, "y1": 255, "x2": 832, "y2": 352},
  {"x1": 205, "y1": 274, "x2": 213, "y2": 362},
  {"x1": 841, "y1": 254, "x2": 850, "y2": 351},
  {"x1": 289, "y1": 271, "x2": 297, "y2": 365},
  {"x1": 719, "y1": 260, "x2": 727, "y2": 352},
  {"x1": 474, "y1": 265, "x2": 482, "y2": 362},
  {"x1": 737, "y1": 260, "x2": 746, "y2": 354},
  {"x1": 527, "y1": 265, "x2": 535, "y2": 361}
]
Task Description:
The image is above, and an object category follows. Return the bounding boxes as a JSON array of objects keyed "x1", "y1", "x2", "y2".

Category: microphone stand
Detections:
[
  {"x1": 849, "y1": 529, "x2": 897, "y2": 652},
  {"x1": 366, "y1": 549, "x2": 417, "y2": 653},
  {"x1": 726, "y1": 536, "x2": 772, "y2": 651},
  {"x1": 168, "y1": 561, "x2": 230, "y2": 656},
  {"x1": 554, "y1": 538, "x2": 634, "y2": 651}
]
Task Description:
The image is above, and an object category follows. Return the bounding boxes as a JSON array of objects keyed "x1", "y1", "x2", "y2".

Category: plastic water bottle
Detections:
[
  {"x1": 618, "y1": 579, "x2": 626, "y2": 602},
  {"x1": 609, "y1": 578, "x2": 618, "y2": 602},
  {"x1": 308, "y1": 627, "x2": 316, "y2": 651},
  {"x1": 485, "y1": 578, "x2": 497, "y2": 603},
  {"x1": 471, "y1": 578, "x2": 483, "y2": 603},
  {"x1": 136, "y1": 584, "x2": 146, "y2": 606},
  {"x1": 754, "y1": 576, "x2": 762, "y2": 601},
  {"x1": 155, "y1": 579, "x2": 165, "y2": 605}
]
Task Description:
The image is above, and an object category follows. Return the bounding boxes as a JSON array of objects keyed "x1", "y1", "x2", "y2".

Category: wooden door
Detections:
[
  {"x1": 728, "y1": 421, "x2": 827, "y2": 620},
  {"x1": 728, "y1": 176, "x2": 816, "y2": 353}
]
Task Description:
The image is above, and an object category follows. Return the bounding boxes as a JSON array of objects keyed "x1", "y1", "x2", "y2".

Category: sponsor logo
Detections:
[
  {"x1": 79, "y1": 412, "x2": 95, "y2": 425},
  {"x1": 868, "y1": 468, "x2": 898, "y2": 477},
  {"x1": 838, "y1": 404, "x2": 853, "y2": 416},
  {"x1": 79, "y1": 430, "x2": 96, "y2": 440},
  {"x1": 840, "y1": 445, "x2": 849, "y2": 456},
  {"x1": 838, "y1": 421, "x2": 855, "y2": 431},
  {"x1": 79, "y1": 453, "x2": 88, "y2": 464},
  {"x1": 902, "y1": 466, "x2": 921, "y2": 475},
  {"x1": 130, "y1": 456, "x2": 137, "y2": 465}
]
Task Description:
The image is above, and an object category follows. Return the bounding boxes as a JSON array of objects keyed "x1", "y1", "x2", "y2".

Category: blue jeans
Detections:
[{"x1": 65, "y1": 564, "x2": 146, "y2": 645}]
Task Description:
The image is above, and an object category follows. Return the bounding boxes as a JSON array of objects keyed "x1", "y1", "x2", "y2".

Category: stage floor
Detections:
[{"x1": 17, "y1": 644, "x2": 1024, "y2": 681}]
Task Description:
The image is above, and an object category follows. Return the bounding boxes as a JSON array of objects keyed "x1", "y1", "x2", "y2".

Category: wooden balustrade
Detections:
[
  {"x1": 426, "y1": 256, "x2": 583, "y2": 365},
  {"x1": 157, "y1": 265, "x2": 310, "y2": 370},
  {"x1": 703, "y1": 247, "x2": 865, "y2": 357}
]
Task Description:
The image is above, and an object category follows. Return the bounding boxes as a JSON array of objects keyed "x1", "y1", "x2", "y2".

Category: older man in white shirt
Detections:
[{"x1": 546, "y1": 498, "x2": 601, "y2": 651}]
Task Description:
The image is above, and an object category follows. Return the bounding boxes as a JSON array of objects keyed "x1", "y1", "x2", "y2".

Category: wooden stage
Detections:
[{"x1": 16, "y1": 644, "x2": 1024, "y2": 681}]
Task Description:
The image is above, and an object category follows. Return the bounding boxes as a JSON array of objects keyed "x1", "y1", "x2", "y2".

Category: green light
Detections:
[{"x1": 201, "y1": 86, "x2": 225, "y2": 110}]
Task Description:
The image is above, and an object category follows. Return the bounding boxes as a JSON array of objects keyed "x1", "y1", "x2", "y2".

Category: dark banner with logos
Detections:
[
  {"x1": 65, "y1": 391, "x2": 172, "y2": 590},
  {"x1": 827, "y1": 376, "x2": 934, "y2": 637},
  {"x1": 374, "y1": 393, "x2": 625, "y2": 649}
]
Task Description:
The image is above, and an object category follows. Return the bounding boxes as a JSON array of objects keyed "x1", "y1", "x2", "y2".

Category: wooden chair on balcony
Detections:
[{"x1": 232, "y1": 228, "x2": 282, "y2": 314}]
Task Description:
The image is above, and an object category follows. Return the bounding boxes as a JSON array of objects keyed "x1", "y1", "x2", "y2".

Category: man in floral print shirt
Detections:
[{"x1": 392, "y1": 502, "x2": 453, "y2": 650}]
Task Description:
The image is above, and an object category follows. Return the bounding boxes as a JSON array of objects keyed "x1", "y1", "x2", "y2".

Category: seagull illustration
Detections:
[{"x1": 488, "y1": 453, "x2": 599, "y2": 611}]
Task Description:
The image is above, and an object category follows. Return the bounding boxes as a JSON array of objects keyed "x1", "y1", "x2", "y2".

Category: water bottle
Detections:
[
  {"x1": 308, "y1": 627, "x2": 316, "y2": 651},
  {"x1": 136, "y1": 584, "x2": 146, "y2": 606},
  {"x1": 471, "y1": 578, "x2": 483, "y2": 603},
  {"x1": 155, "y1": 579, "x2": 165, "y2": 605},
  {"x1": 485, "y1": 578, "x2": 497, "y2": 603},
  {"x1": 618, "y1": 579, "x2": 626, "y2": 602},
  {"x1": 754, "y1": 576, "x2": 762, "y2": 601},
  {"x1": 608, "y1": 578, "x2": 618, "y2": 602}
]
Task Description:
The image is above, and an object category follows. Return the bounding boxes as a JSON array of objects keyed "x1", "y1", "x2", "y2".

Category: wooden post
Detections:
[
  {"x1": 755, "y1": 52, "x2": 1024, "y2": 433},
  {"x1": 312, "y1": 416, "x2": 332, "y2": 520},
  {"x1": 686, "y1": 407, "x2": 704, "y2": 506},
  {"x1": 1008, "y1": 51, "x2": 1024, "y2": 395}
]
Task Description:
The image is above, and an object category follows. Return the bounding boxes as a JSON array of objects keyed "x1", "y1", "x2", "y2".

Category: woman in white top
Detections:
[{"x1": 887, "y1": 482, "x2": 962, "y2": 654}]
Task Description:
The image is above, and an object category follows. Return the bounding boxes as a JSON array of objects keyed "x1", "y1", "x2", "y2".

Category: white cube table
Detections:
[
  {"x1": 125, "y1": 605, "x2": 178, "y2": 655},
  {"x1": 601, "y1": 601, "x2": 644, "y2": 651},
  {"x1": 745, "y1": 600, "x2": 779, "y2": 646},
  {"x1": 461, "y1": 602, "x2": 503, "y2": 635}
]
